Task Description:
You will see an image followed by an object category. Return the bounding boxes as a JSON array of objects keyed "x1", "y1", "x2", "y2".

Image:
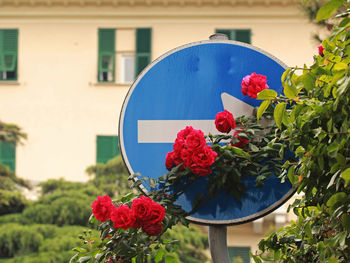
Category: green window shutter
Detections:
[
  {"x1": 135, "y1": 28, "x2": 152, "y2": 77},
  {"x1": 215, "y1": 29, "x2": 232, "y2": 39},
  {"x1": 0, "y1": 141, "x2": 16, "y2": 172},
  {"x1": 0, "y1": 29, "x2": 18, "y2": 81},
  {"x1": 228, "y1": 247, "x2": 251, "y2": 263},
  {"x1": 215, "y1": 29, "x2": 251, "y2": 44},
  {"x1": 98, "y1": 29, "x2": 115, "y2": 82},
  {"x1": 96, "y1": 136, "x2": 120, "y2": 164},
  {"x1": 236, "y1": 30, "x2": 251, "y2": 44}
]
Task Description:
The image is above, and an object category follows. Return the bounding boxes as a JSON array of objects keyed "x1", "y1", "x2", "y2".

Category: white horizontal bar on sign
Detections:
[{"x1": 137, "y1": 120, "x2": 217, "y2": 143}]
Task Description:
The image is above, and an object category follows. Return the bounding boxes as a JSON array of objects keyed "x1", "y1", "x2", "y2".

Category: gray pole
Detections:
[
  {"x1": 207, "y1": 33, "x2": 231, "y2": 263},
  {"x1": 208, "y1": 225, "x2": 231, "y2": 263}
]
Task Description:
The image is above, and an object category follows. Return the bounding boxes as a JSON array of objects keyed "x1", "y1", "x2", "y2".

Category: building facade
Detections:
[{"x1": 0, "y1": 2, "x2": 314, "y2": 261}]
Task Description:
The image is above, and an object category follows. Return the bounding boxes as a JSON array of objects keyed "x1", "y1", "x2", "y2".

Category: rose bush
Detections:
[{"x1": 164, "y1": 73, "x2": 288, "y2": 204}]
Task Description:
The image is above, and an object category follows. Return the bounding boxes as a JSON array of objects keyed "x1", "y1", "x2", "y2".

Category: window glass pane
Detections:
[{"x1": 124, "y1": 55, "x2": 135, "y2": 83}]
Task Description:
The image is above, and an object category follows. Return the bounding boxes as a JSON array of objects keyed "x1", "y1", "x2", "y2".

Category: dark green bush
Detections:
[
  {"x1": 0, "y1": 190, "x2": 28, "y2": 215},
  {"x1": 22, "y1": 193, "x2": 94, "y2": 226},
  {"x1": 0, "y1": 224, "x2": 43, "y2": 258}
]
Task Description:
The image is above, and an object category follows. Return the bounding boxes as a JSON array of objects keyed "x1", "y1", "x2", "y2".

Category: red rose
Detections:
[
  {"x1": 318, "y1": 45, "x2": 324, "y2": 56},
  {"x1": 110, "y1": 205, "x2": 135, "y2": 230},
  {"x1": 173, "y1": 138, "x2": 185, "y2": 154},
  {"x1": 165, "y1": 151, "x2": 176, "y2": 169},
  {"x1": 190, "y1": 164, "x2": 212, "y2": 176},
  {"x1": 131, "y1": 196, "x2": 153, "y2": 222},
  {"x1": 146, "y1": 201, "x2": 165, "y2": 224},
  {"x1": 181, "y1": 148, "x2": 193, "y2": 167},
  {"x1": 192, "y1": 145, "x2": 217, "y2": 168},
  {"x1": 231, "y1": 130, "x2": 249, "y2": 149},
  {"x1": 185, "y1": 129, "x2": 206, "y2": 150},
  {"x1": 215, "y1": 110, "x2": 236, "y2": 133},
  {"x1": 165, "y1": 150, "x2": 184, "y2": 170},
  {"x1": 91, "y1": 195, "x2": 114, "y2": 222},
  {"x1": 142, "y1": 222, "x2": 163, "y2": 236},
  {"x1": 241, "y1": 73, "x2": 269, "y2": 99},
  {"x1": 176, "y1": 126, "x2": 194, "y2": 141}
]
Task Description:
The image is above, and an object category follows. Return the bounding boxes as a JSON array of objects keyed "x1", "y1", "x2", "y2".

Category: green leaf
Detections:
[
  {"x1": 333, "y1": 62, "x2": 348, "y2": 71},
  {"x1": 302, "y1": 72, "x2": 315, "y2": 91},
  {"x1": 257, "y1": 100, "x2": 270, "y2": 121},
  {"x1": 341, "y1": 167, "x2": 350, "y2": 184},
  {"x1": 328, "y1": 257, "x2": 339, "y2": 263},
  {"x1": 274, "y1": 103, "x2": 286, "y2": 129},
  {"x1": 281, "y1": 68, "x2": 291, "y2": 83},
  {"x1": 326, "y1": 192, "x2": 346, "y2": 208},
  {"x1": 164, "y1": 255, "x2": 178, "y2": 263},
  {"x1": 287, "y1": 166, "x2": 298, "y2": 185},
  {"x1": 316, "y1": 0, "x2": 345, "y2": 22},
  {"x1": 78, "y1": 256, "x2": 92, "y2": 263},
  {"x1": 256, "y1": 89, "x2": 277, "y2": 100},
  {"x1": 283, "y1": 84, "x2": 298, "y2": 99},
  {"x1": 341, "y1": 213, "x2": 350, "y2": 231},
  {"x1": 155, "y1": 250, "x2": 165, "y2": 263}
]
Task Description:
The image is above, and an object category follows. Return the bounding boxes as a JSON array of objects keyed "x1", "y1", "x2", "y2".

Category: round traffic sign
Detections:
[{"x1": 119, "y1": 40, "x2": 294, "y2": 225}]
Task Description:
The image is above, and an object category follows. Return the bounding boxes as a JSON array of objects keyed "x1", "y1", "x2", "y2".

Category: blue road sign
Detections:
[{"x1": 119, "y1": 40, "x2": 294, "y2": 225}]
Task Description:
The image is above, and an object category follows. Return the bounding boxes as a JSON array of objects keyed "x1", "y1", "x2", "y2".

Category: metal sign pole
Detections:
[
  {"x1": 208, "y1": 225, "x2": 230, "y2": 263},
  {"x1": 207, "y1": 33, "x2": 231, "y2": 263}
]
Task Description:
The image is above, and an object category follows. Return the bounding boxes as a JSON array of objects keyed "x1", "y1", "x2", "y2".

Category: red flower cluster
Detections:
[
  {"x1": 165, "y1": 126, "x2": 217, "y2": 176},
  {"x1": 91, "y1": 195, "x2": 165, "y2": 236},
  {"x1": 241, "y1": 72, "x2": 269, "y2": 99},
  {"x1": 215, "y1": 110, "x2": 236, "y2": 133},
  {"x1": 231, "y1": 130, "x2": 249, "y2": 149}
]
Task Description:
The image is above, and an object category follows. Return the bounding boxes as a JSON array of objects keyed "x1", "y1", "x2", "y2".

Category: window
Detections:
[
  {"x1": 0, "y1": 29, "x2": 18, "y2": 81},
  {"x1": 0, "y1": 141, "x2": 16, "y2": 172},
  {"x1": 215, "y1": 29, "x2": 251, "y2": 44},
  {"x1": 97, "y1": 28, "x2": 152, "y2": 83},
  {"x1": 228, "y1": 246, "x2": 251, "y2": 263},
  {"x1": 96, "y1": 136, "x2": 120, "y2": 164}
]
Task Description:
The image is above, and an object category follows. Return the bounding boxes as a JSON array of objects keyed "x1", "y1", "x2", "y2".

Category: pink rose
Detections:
[
  {"x1": 192, "y1": 145, "x2": 217, "y2": 168},
  {"x1": 241, "y1": 73, "x2": 269, "y2": 99},
  {"x1": 142, "y1": 222, "x2": 163, "y2": 236},
  {"x1": 231, "y1": 130, "x2": 249, "y2": 149},
  {"x1": 318, "y1": 45, "x2": 324, "y2": 56},
  {"x1": 215, "y1": 110, "x2": 236, "y2": 133},
  {"x1": 91, "y1": 195, "x2": 114, "y2": 222},
  {"x1": 185, "y1": 129, "x2": 206, "y2": 150},
  {"x1": 110, "y1": 205, "x2": 136, "y2": 230}
]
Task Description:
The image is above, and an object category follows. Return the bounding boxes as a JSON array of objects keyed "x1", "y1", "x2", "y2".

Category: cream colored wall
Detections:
[{"x1": 0, "y1": 4, "x2": 316, "y2": 182}]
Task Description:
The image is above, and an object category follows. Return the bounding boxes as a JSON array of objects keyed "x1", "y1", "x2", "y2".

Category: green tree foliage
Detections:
[
  {"x1": 86, "y1": 155, "x2": 131, "y2": 197},
  {"x1": 0, "y1": 190, "x2": 28, "y2": 215},
  {"x1": 0, "y1": 121, "x2": 28, "y2": 215},
  {"x1": 253, "y1": 1, "x2": 350, "y2": 262},
  {"x1": 165, "y1": 225, "x2": 209, "y2": 263},
  {"x1": 0, "y1": 223, "x2": 98, "y2": 263}
]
